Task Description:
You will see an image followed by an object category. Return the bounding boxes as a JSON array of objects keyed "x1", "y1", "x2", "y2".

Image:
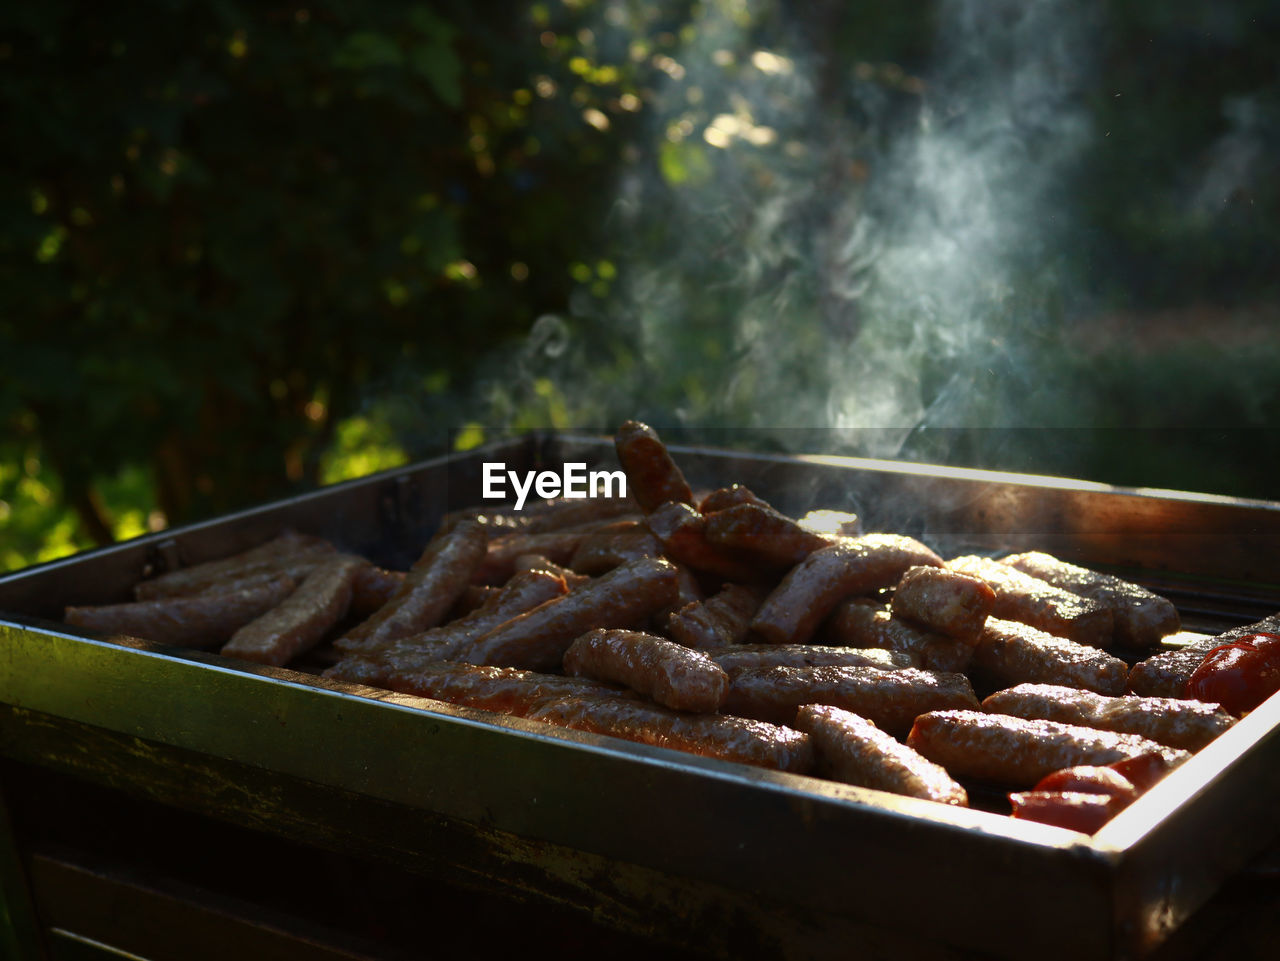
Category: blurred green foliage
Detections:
[{"x1": 2, "y1": 0, "x2": 1278, "y2": 572}]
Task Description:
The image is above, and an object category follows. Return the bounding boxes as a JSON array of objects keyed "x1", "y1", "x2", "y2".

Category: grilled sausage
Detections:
[
  {"x1": 379, "y1": 661, "x2": 631, "y2": 715},
  {"x1": 615, "y1": 420, "x2": 695, "y2": 513},
  {"x1": 711, "y1": 644, "x2": 916, "y2": 673},
  {"x1": 524, "y1": 694, "x2": 814, "y2": 773},
  {"x1": 890, "y1": 565, "x2": 995, "y2": 642},
  {"x1": 221, "y1": 555, "x2": 367, "y2": 667},
  {"x1": 349, "y1": 563, "x2": 407, "y2": 618},
  {"x1": 795, "y1": 704, "x2": 968, "y2": 806},
  {"x1": 468, "y1": 557, "x2": 681, "y2": 671},
  {"x1": 645, "y1": 501, "x2": 766, "y2": 583},
  {"x1": 336, "y1": 521, "x2": 488, "y2": 653},
  {"x1": 982, "y1": 682, "x2": 1235, "y2": 750},
  {"x1": 722, "y1": 665, "x2": 979, "y2": 735},
  {"x1": 436, "y1": 496, "x2": 638, "y2": 537},
  {"x1": 948, "y1": 555, "x2": 1114, "y2": 648},
  {"x1": 703, "y1": 502, "x2": 834, "y2": 569},
  {"x1": 66, "y1": 573, "x2": 297, "y2": 649},
  {"x1": 132, "y1": 530, "x2": 335, "y2": 601},
  {"x1": 518, "y1": 496, "x2": 640, "y2": 533},
  {"x1": 510, "y1": 554, "x2": 592, "y2": 589},
  {"x1": 973, "y1": 617, "x2": 1129, "y2": 695},
  {"x1": 698, "y1": 484, "x2": 770, "y2": 514},
  {"x1": 471, "y1": 529, "x2": 595, "y2": 585},
  {"x1": 562, "y1": 629, "x2": 729, "y2": 713},
  {"x1": 906, "y1": 710, "x2": 1191, "y2": 787},
  {"x1": 665, "y1": 583, "x2": 763, "y2": 650},
  {"x1": 568, "y1": 521, "x2": 663, "y2": 576},
  {"x1": 327, "y1": 569, "x2": 570, "y2": 686},
  {"x1": 999, "y1": 551, "x2": 1179, "y2": 649},
  {"x1": 821, "y1": 600, "x2": 973, "y2": 672},
  {"x1": 751, "y1": 535, "x2": 944, "y2": 645}
]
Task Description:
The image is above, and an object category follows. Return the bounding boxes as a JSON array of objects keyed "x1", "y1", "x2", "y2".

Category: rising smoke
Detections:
[{"x1": 460, "y1": 0, "x2": 1105, "y2": 467}]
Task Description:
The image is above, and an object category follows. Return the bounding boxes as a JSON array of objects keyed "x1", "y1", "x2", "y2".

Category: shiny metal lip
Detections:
[{"x1": 2, "y1": 432, "x2": 1279, "y2": 960}]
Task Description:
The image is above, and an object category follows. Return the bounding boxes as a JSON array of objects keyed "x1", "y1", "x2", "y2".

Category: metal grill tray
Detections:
[{"x1": 2, "y1": 433, "x2": 1279, "y2": 961}]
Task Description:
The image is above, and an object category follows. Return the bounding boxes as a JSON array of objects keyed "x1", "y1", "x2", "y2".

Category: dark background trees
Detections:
[{"x1": 3, "y1": 0, "x2": 1278, "y2": 570}]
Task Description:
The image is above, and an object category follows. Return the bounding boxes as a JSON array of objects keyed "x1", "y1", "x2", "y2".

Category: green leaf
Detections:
[
  {"x1": 409, "y1": 41, "x2": 462, "y2": 109},
  {"x1": 333, "y1": 31, "x2": 404, "y2": 71}
]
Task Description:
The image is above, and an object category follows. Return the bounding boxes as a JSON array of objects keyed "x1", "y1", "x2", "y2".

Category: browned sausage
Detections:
[
  {"x1": 448, "y1": 585, "x2": 501, "y2": 618},
  {"x1": 981, "y1": 683, "x2": 1235, "y2": 751},
  {"x1": 614, "y1": 420, "x2": 695, "y2": 513},
  {"x1": 722, "y1": 664, "x2": 979, "y2": 735},
  {"x1": 795, "y1": 704, "x2": 968, "y2": 806},
  {"x1": 349, "y1": 563, "x2": 407, "y2": 618},
  {"x1": 821, "y1": 600, "x2": 973, "y2": 672},
  {"x1": 378, "y1": 661, "x2": 631, "y2": 715},
  {"x1": 133, "y1": 530, "x2": 335, "y2": 600},
  {"x1": 524, "y1": 694, "x2": 814, "y2": 773},
  {"x1": 468, "y1": 557, "x2": 681, "y2": 671},
  {"x1": 336, "y1": 521, "x2": 488, "y2": 653},
  {"x1": 435, "y1": 496, "x2": 639, "y2": 539},
  {"x1": 518, "y1": 495, "x2": 641, "y2": 533},
  {"x1": 713, "y1": 644, "x2": 915, "y2": 672},
  {"x1": 906, "y1": 709, "x2": 1191, "y2": 787},
  {"x1": 66, "y1": 573, "x2": 297, "y2": 649},
  {"x1": 510, "y1": 553, "x2": 592, "y2": 589},
  {"x1": 890, "y1": 565, "x2": 995, "y2": 642},
  {"x1": 973, "y1": 617, "x2": 1129, "y2": 695},
  {"x1": 221, "y1": 555, "x2": 367, "y2": 667},
  {"x1": 751, "y1": 535, "x2": 944, "y2": 646},
  {"x1": 471, "y1": 528, "x2": 595, "y2": 585},
  {"x1": 645, "y1": 501, "x2": 766, "y2": 582},
  {"x1": 327, "y1": 569, "x2": 570, "y2": 686},
  {"x1": 703, "y1": 502, "x2": 834, "y2": 569},
  {"x1": 665, "y1": 583, "x2": 763, "y2": 650},
  {"x1": 568, "y1": 521, "x2": 663, "y2": 576},
  {"x1": 698, "y1": 484, "x2": 770, "y2": 514},
  {"x1": 999, "y1": 551, "x2": 1179, "y2": 649},
  {"x1": 948, "y1": 555, "x2": 1114, "y2": 648},
  {"x1": 562, "y1": 629, "x2": 729, "y2": 713}
]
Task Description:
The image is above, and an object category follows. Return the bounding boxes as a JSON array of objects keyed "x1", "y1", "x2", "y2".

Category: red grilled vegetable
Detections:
[
  {"x1": 1032, "y1": 766, "x2": 1138, "y2": 805},
  {"x1": 1186, "y1": 632, "x2": 1280, "y2": 716},
  {"x1": 1106, "y1": 752, "x2": 1177, "y2": 792},
  {"x1": 1008, "y1": 790, "x2": 1126, "y2": 834}
]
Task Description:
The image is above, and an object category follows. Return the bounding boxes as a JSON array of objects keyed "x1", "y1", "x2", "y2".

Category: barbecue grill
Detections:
[{"x1": 2, "y1": 432, "x2": 1279, "y2": 961}]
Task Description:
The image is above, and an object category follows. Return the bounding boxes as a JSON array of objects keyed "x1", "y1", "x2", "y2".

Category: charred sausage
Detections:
[
  {"x1": 751, "y1": 535, "x2": 943, "y2": 645},
  {"x1": 981, "y1": 682, "x2": 1234, "y2": 750},
  {"x1": 722, "y1": 664, "x2": 979, "y2": 735},
  {"x1": 948, "y1": 555, "x2": 1114, "y2": 648},
  {"x1": 1000, "y1": 551, "x2": 1179, "y2": 649},
  {"x1": 795, "y1": 704, "x2": 968, "y2": 805},
  {"x1": 562, "y1": 629, "x2": 730, "y2": 713},
  {"x1": 468, "y1": 557, "x2": 681, "y2": 671},
  {"x1": 615, "y1": 421, "x2": 695, "y2": 513},
  {"x1": 906, "y1": 709, "x2": 1190, "y2": 787}
]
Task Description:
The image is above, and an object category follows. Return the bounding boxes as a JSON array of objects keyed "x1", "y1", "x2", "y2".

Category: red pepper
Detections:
[
  {"x1": 1034, "y1": 766, "x2": 1138, "y2": 805},
  {"x1": 1106, "y1": 752, "x2": 1174, "y2": 793},
  {"x1": 1008, "y1": 790, "x2": 1127, "y2": 834},
  {"x1": 1186, "y1": 632, "x2": 1280, "y2": 717}
]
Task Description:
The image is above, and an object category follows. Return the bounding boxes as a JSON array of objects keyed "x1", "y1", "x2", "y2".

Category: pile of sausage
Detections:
[{"x1": 65, "y1": 421, "x2": 1280, "y2": 835}]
